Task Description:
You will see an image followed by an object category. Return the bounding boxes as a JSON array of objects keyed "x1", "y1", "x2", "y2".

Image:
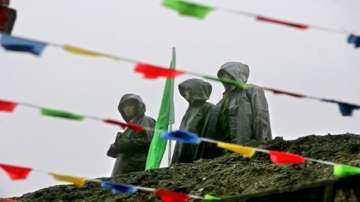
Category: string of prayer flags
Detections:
[
  {"x1": 268, "y1": 151, "x2": 305, "y2": 165},
  {"x1": 1, "y1": 34, "x2": 359, "y2": 116},
  {"x1": 161, "y1": 130, "x2": 201, "y2": 144},
  {"x1": 161, "y1": 130, "x2": 258, "y2": 158},
  {"x1": 0, "y1": 34, "x2": 47, "y2": 56},
  {"x1": 262, "y1": 87, "x2": 359, "y2": 117},
  {"x1": 0, "y1": 99, "x2": 17, "y2": 112},
  {"x1": 155, "y1": 188, "x2": 190, "y2": 202},
  {"x1": 347, "y1": 34, "x2": 360, "y2": 48},
  {"x1": 0, "y1": 98, "x2": 148, "y2": 131},
  {"x1": 162, "y1": 0, "x2": 214, "y2": 19},
  {"x1": 333, "y1": 164, "x2": 360, "y2": 177},
  {"x1": 0, "y1": 163, "x2": 32, "y2": 180},
  {"x1": 161, "y1": 0, "x2": 356, "y2": 47},
  {"x1": 133, "y1": 63, "x2": 358, "y2": 117},
  {"x1": 0, "y1": 161, "x2": 208, "y2": 202},
  {"x1": 40, "y1": 108, "x2": 85, "y2": 121},
  {"x1": 134, "y1": 63, "x2": 184, "y2": 79},
  {"x1": 162, "y1": 130, "x2": 360, "y2": 182},
  {"x1": 133, "y1": 64, "x2": 248, "y2": 90},
  {"x1": 217, "y1": 142, "x2": 256, "y2": 158},
  {"x1": 101, "y1": 181, "x2": 138, "y2": 194},
  {"x1": 50, "y1": 173, "x2": 87, "y2": 187}
]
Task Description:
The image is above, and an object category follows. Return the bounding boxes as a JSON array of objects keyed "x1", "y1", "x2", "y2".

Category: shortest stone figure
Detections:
[{"x1": 107, "y1": 94, "x2": 155, "y2": 177}]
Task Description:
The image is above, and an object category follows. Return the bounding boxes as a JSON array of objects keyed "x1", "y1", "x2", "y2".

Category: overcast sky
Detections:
[{"x1": 1, "y1": 0, "x2": 359, "y2": 197}]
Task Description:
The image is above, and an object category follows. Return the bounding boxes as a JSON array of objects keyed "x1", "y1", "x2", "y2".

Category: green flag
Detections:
[
  {"x1": 41, "y1": 108, "x2": 85, "y2": 121},
  {"x1": 334, "y1": 164, "x2": 360, "y2": 177},
  {"x1": 145, "y1": 48, "x2": 176, "y2": 170},
  {"x1": 162, "y1": 0, "x2": 214, "y2": 19},
  {"x1": 202, "y1": 75, "x2": 248, "y2": 90},
  {"x1": 204, "y1": 194, "x2": 221, "y2": 201}
]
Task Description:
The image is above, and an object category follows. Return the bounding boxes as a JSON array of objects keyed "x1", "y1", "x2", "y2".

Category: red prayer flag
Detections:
[
  {"x1": 2, "y1": 199, "x2": 18, "y2": 202},
  {"x1": 256, "y1": 16, "x2": 309, "y2": 30},
  {"x1": 134, "y1": 63, "x2": 184, "y2": 79},
  {"x1": 155, "y1": 188, "x2": 190, "y2": 202},
  {"x1": 268, "y1": 151, "x2": 305, "y2": 164},
  {"x1": 0, "y1": 99, "x2": 17, "y2": 112},
  {"x1": 103, "y1": 119, "x2": 145, "y2": 132},
  {"x1": 0, "y1": 0, "x2": 9, "y2": 6},
  {"x1": 0, "y1": 163, "x2": 32, "y2": 180}
]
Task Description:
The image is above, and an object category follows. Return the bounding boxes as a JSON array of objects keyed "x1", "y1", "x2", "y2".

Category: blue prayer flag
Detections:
[
  {"x1": 347, "y1": 34, "x2": 360, "y2": 48},
  {"x1": 321, "y1": 99, "x2": 360, "y2": 116},
  {"x1": 1, "y1": 34, "x2": 47, "y2": 56},
  {"x1": 161, "y1": 130, "x2": 201, "y2": 144},
  {"x1": 101, "y1": 181, "x2": 138, "y2": 194},
  {"x1": 338, "y1": 103, "x2": 360, "y2": 116}
]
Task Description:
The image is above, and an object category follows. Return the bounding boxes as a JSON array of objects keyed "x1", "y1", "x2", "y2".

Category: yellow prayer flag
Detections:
[
  {"x1": 217, "y1": 142, "x2": 256, "y2": 158},
  {"x1": 63, "y1": 45, "x2": 105, "y2": 57},
  {"x1": 50, "y1": 173, "x2": 86, "y2": 187}
]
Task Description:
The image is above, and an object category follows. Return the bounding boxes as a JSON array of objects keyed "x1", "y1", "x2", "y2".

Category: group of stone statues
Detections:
[{"x1": 107, "y1": 62, "x2": 272, "y2": 176}]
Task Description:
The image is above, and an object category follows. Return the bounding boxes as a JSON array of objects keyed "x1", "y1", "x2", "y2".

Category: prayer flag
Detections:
[
  {"x1": 0, "y1": 99, "x2": 17, "y2": 112},
  {"x1": 103, "y1": 119, "x2": 145, "y2": 132},
  {"x1": 202, "y1": 75, "x2": 248, "y2": 90},
  {"x1": 2, "y1": 199, "x2": 18, "y2": 202},
  {"x1": 338, "y1": 102, "x2": 360, "y2": 116},
  {"x1": 0, "y1": 6, "x2": 16, "y2": 33},
  {"x1": 0, "y1": 163, "x2": 32, "y2": 180},
  {"x1": 268, "y1": 151, "x2": 305, "y2": 164},
  {"x1": 162, "y1": 0, "x2": 214, "y2": 19},
  {"x1": 50, "y1": 173, "x2": 86, "y2": 187},
  {"x1": 41, "y1": 108, "x2": 85, "y2": 121},
  {"x1": 135, "y1": 63, "x2": 184, "y2": 79},
  {"x1": 347, "y1": 34, "x2": 360, "y2": 48},
  {"x1": 217, "y1": 142, "x2": 256, "y2": 158},
  {"x1": 334, "y1": 164, "x2": 360, "y2": 177},
  {"x1": 256, "y1": 16, "x2": 309, "y2": 30},
  {"x1": 155, "y1": 188, "x2": 190, "y2": 202},
  {"x1": 1, "y1": 34, "x2": 47, "y2": 56},
  {"x1": 63, "y1": 45, "x2": 105, "y2": 57},
  {"x1": 321, "y1": 99, "x2": 360, "y2": 116},
  {"x1": 101, "y1": 181, "x2": 138, "y2": 194},
  {"x1": 161, "y1": 130, "x2": 201, "y2": 144},
  {"x1": 204, "y1": 194, "x2": 221, "y2": 201},
  {"x1": 0, "y1": 0, "x2": 10, "y2": 6}
]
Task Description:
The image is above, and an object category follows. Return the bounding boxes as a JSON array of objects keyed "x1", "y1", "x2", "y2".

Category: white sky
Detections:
[{"x1": 1, "y1": 0, "x2": 359, "y2": 197}]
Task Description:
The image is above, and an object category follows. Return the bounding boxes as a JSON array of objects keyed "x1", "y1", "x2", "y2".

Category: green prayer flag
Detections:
[
  {"x1": 41, "y1": 108, "x2": 85, "y2": 121},
  {"x1": 202, "y1": 75, "x2": 248, "y2": 90},
  {"x1": 204, "y1": 194, "x2": 221, "y2": 201},
  {"x1": 334, "y1": 164, "x2": 360, "y2": 177},
  {"x1": 145, "y1": 49, "x2": 176, "y2": 170},
  {"x1": 162, "y1": 0, "x2": 214, "y2": 19}
]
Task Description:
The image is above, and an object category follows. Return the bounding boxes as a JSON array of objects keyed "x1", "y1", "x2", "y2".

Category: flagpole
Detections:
[{"x1": 168, "y1": 47, "x2": 176, "y2": 166}]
